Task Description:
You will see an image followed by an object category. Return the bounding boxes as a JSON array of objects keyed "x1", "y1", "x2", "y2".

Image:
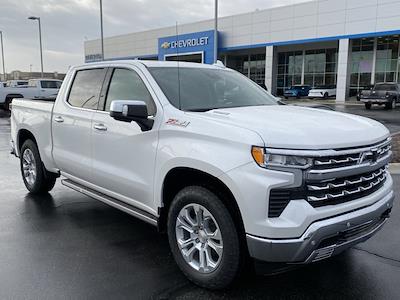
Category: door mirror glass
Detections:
[{"x1": 109, "y1": 100, "x2": 154, "y2": 131}]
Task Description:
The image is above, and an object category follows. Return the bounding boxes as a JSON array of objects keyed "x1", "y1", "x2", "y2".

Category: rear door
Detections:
[
  {"x1": 90, "y1": 67, "x2": 159, "y2": 213},
  {"x1": 52, "y1": 68, "x2": 108, "y2": 182}
]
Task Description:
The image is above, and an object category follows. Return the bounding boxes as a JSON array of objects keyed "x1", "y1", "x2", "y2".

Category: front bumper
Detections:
[
  {"x1": 246, "y1": 190, "x2": 394, "y2": 263},
  {"x1": 360, "y1": 98, "x2": 388, "y2": 103}
]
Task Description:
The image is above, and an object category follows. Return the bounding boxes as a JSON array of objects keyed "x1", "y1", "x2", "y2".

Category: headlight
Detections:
[{"x1": 251, "y1": 146, "x2": 313, "y2": 169}]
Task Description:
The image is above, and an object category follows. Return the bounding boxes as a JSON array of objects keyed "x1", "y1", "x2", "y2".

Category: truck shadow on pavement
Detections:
[{"x1": 18, "y1": 190, "x2": 395, "y2": 299}]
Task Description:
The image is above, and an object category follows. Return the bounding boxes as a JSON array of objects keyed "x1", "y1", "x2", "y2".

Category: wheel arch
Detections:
[
  {"x1": 158, "y1": 167, "x2": 246, "y2": 243},
  {"x1": 17, "y1": 128, "x2": 38, "y2": 154}
]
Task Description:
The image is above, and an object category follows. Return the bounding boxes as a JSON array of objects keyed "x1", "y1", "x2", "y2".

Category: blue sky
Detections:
[{"x1": 0, "y1": 0, "x2": 308, "y2": 73}]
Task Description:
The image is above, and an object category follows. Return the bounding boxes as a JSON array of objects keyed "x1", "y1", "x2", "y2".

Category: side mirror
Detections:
[{"x1": 110, "y1": 100, "x2": 154, "y2": 131}]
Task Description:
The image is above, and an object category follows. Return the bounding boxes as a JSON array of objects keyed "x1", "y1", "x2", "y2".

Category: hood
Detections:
[{"x1": 198, "y1": 105, "x2": 389, "y2": 150}]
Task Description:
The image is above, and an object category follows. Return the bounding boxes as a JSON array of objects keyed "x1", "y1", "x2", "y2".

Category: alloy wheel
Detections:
[
  {"x1": 22, "y1": 149, "x2": 37, "y2": 186},
  {"x1": 175, "y1": 203, "x2": 223, "y2": 273}
]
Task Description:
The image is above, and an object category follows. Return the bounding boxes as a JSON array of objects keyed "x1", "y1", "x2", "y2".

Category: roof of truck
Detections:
[{"x1": 78, "y1": 59, "x2": 226, "y2": 70}]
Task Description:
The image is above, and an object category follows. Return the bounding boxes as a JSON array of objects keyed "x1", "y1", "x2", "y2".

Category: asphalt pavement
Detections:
[{"x1": 0, "y1": 108, "x2": 399, "y2": 299}]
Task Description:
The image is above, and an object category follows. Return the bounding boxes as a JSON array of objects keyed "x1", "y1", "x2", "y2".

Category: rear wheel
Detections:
[
  {"x1": 385, "y1": 99, "x2": 395, "y2": 110},
  {"x1": 20, "y1": 140, "x2": 57, "y2": 194},
  {"x1": 365, "y1": 103, "x2": 372, "y2": 110},
  {"x1": 4, "y1": 97, "x2": 11, "y2": 111},
  {"x1": 167, "y1": 186, "x2": 241, "y2": 289},
  {"x1": 323, "y1": 92, "x2": 329, "y2": 99}
]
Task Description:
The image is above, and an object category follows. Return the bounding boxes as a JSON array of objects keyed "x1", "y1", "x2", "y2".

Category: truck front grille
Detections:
[
  {"x1": 306, "y1": 167, "x2": 387, "y2": 207},
  {"x1": 312, "y1": 143, "x2": 391, "y2": 170},
  {"x1": 268, "y1": 138, "x2": 391, "y2": 218}
]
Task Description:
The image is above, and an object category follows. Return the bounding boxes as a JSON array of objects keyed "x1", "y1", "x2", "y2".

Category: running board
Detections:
[{"x1": 62, "y1": 179, "x2": 158, "y2": 226}]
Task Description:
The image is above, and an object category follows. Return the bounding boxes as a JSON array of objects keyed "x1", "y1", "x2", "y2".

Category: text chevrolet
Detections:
[{"x1": 10, "y1": 61, "x2": 394, "y2": 289}]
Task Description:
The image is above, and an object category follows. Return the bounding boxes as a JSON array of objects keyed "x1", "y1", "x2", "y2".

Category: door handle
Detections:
[
  {"x1": 54, "y1": 116, "x2": 64, "y2": 123},
  {"x1": 93, "y1": 123, "x2": 107, "y2": 131}
]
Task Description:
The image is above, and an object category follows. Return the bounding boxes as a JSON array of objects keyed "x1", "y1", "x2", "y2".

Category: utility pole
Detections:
[
  {"x1": 100, "y1": 0, "x2": 105, "y2": 60},
  {"x1": 214, "y1": 0, "x2": 218, "y2": 63},
  {"x1": 28, "y1": 16, "x2": 44, "y2": 78},
  {"x1": 0, "y1": 31, "x2": 6, "y2": 81}
]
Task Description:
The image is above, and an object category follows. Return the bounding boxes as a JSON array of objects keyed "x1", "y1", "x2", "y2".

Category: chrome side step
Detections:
[{"x1": 62, "y1": 179, "x2": 158, "y2": 227}]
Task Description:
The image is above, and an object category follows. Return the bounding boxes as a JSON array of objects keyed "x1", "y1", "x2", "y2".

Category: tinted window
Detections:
[
  {"x1": 148, "y1": 67, "x2": 277, "y2": 111},
  {"x1": 41, "y1": 80, "x2": 61, "y2": 89},
  {"x1": 105, "y1": 68, "x2": 156, "y2": 114},
  {"x1": 375, "y1": 84, "x2": 396, "y2": 91},
  {"x1": 68, "y1": 69, "x2": 106, "y2": 109}
]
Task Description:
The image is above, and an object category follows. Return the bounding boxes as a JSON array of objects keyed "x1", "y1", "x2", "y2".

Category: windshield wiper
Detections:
[{"x1": 185, "y1": 108, "x2": 216, "y2": 112}]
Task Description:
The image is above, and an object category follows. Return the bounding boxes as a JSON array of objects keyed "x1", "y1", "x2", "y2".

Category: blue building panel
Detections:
[{"x1": 158, "y1": 30, "x2": 215, "y2": 64}]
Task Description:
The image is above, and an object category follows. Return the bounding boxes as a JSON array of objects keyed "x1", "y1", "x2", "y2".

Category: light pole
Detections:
[
  {"x1": 28, "y1": 16, "x2": 44, "y2": 78},
  {"x1": 0, "y1": 31, "x2": 5, "y2": 81},
  {"x1": 214, "y1": 0, "x2": 218, "y2": 63},
  {"x1": 99, "y1": 0, "x2": 104, "y2": 60}
]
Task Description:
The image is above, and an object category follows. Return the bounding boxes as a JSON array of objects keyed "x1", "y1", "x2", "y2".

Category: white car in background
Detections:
[{"x1": 308, "y1": 85, "x2": 336, "y2": 99}]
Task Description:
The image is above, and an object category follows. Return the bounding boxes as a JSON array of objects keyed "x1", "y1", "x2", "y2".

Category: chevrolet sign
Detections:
[{"x1": 167, "y1": 37, "x2": 209, "y2": 49}]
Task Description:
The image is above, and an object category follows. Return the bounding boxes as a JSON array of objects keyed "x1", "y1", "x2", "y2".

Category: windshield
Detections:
[{"x1": 148, "y1": 67, "x2": 277, "y2": 111}]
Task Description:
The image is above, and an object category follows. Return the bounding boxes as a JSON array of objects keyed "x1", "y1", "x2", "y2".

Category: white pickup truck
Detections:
[
  {"x1": 10, "y1": 60, "x2": 394, "y2": 289},
  {"x1": 0, "y1": 78, "x2": 62, "y2": 110}
]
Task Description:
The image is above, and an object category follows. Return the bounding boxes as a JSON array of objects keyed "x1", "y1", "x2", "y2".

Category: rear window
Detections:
[
  {"x1": 375, "y1": 84, "x2": 396, "y2": 91},
  {"x1": 41, "y1": 80, "x2": 62, "y2": 89},
  {"x1": 67, "y1": 68, "x2": 107, "y2": 110}
]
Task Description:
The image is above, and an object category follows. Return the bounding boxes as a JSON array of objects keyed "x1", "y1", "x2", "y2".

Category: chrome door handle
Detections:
[
  {"x1": 93, "y1": 123, "x2": 107, "y2": 131},
  {"x1": 54, "y1": 116, "x2": 64, "y2": 123}
]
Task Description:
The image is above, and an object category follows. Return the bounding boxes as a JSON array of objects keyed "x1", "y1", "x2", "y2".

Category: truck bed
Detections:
[{"x1": 10, "y1": 98, "x2": 56, "y2": 172}]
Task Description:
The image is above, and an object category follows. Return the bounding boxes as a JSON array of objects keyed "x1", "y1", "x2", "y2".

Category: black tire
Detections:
[
  {"x1": 4, "y1": 97, "x2": 11, "y2": 111},
  {"x1": 20, "y1": 139, "x2": 57, "y2": 194},
  {"x1": 284, "y1": 96, "x2": 288, "y2": 99},
  {"x1": 365, "y1": 103, "x2": 372, "y2": 110},
  {"x1": 323, "y1": 92, "x2": 328, "y2": 99},
  {"x1": 167, "y1": 186, "x2": 241, "y2": 290},
  {"x1": 385, "y1": 99, "x2": 393, "y2": 110}
]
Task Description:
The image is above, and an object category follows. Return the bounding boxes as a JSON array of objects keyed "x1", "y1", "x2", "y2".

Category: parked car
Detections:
[
  {"x1": 10, "y1": 60, "x2": 394, "y2": 289},
  {"x1": 308, "y1": 85, "x2": 336, "y2": 99},
  {"x1": 283, "y1": 85, "x2": 311, "y2": 99},
  {"x1": 360, "y1": 82, "x2": 400, "y2": 110},
  {"x1": 0, "y1": 78, "x2": 62, "y2": 110}
]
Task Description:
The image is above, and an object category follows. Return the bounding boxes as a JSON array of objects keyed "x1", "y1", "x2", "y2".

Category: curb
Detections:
[{"x1": 389, "y1": 163, "x2": 400, "y2": 174}]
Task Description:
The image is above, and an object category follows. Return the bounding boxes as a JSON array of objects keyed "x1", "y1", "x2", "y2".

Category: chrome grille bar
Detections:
[
  {"x1": 308, "y1": 168, "x2": 386, "y2": 191},
  {"x1": 307, "y1": 170, "x2": 387, "y2": 202}
]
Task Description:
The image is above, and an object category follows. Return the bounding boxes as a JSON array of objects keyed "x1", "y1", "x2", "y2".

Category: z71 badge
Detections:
[{"x1": 165, "y1": 118, "x2": 190, "y2": 127}]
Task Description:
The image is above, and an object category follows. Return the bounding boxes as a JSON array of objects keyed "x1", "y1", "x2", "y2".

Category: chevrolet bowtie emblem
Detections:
[{"x1": 161, "y1": 42, "x2": 170, "y2": 49}]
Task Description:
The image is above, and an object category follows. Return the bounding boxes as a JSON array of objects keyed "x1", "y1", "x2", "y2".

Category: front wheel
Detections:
[
  {"x1": 167, "y1": 186, "x2": 241, "y2": 289},
  {"x1": 20, "y1": 140, "x2": 57, "y2": 194},
  {"x1": 365, "y1": 103, "x2": 372, "y2": 110}
]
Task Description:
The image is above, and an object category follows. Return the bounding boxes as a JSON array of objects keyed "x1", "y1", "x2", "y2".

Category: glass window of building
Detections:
[
  {"x1": 224, "y1": 50, "x2": 266, "y2": 85},
  {"x1": 304, "y1": 48, "x2": 337, "y2": 88},
  {"x1": 375, "y1": 35, "x2": 399, "y2": 84},
  {"x1": 350, "y1": 37, "x2": 375, "y2": 96},
  {"x1": 277, "y1": 51, "x2": 302, "y2": 95}
]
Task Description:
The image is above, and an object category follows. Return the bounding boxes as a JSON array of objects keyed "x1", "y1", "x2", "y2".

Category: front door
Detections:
[
  {"x1": 52, "y1": 68, "x2": 107, "y2": 182},
  {"x1": 91, "y1": 67, "x2": 159, "y2": 214}
]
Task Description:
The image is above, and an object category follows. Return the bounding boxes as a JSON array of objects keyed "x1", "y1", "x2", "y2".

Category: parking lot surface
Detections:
[{"x1": 0, "y1": 108, "x2": 399, "y2": 299}]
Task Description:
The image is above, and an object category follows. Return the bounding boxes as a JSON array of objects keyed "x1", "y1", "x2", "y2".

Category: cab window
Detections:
[
  {"x1": 104, "y1": 68, "x2": 156, "y2": 115},
  {"x1": 67, "y1": 68, "x2": 107, "y2": 110}
]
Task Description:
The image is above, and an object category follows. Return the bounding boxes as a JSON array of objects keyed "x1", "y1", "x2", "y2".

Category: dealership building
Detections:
[{"x1": 84, "y1": 0, "x2": 400, "y2": 102}]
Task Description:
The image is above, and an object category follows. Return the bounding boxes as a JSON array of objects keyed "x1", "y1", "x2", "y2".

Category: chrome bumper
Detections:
[
  {"x1": 360, "y1": 99, "x2": 388, "y2": 103},
  {"x1": 246, "y1": 190, "x2": 394, "y2": 263}
]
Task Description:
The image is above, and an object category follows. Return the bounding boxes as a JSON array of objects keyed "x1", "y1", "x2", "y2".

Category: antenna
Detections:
[{"x1": 175, "y1": 21, "x2": 182, "y2": 110}]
